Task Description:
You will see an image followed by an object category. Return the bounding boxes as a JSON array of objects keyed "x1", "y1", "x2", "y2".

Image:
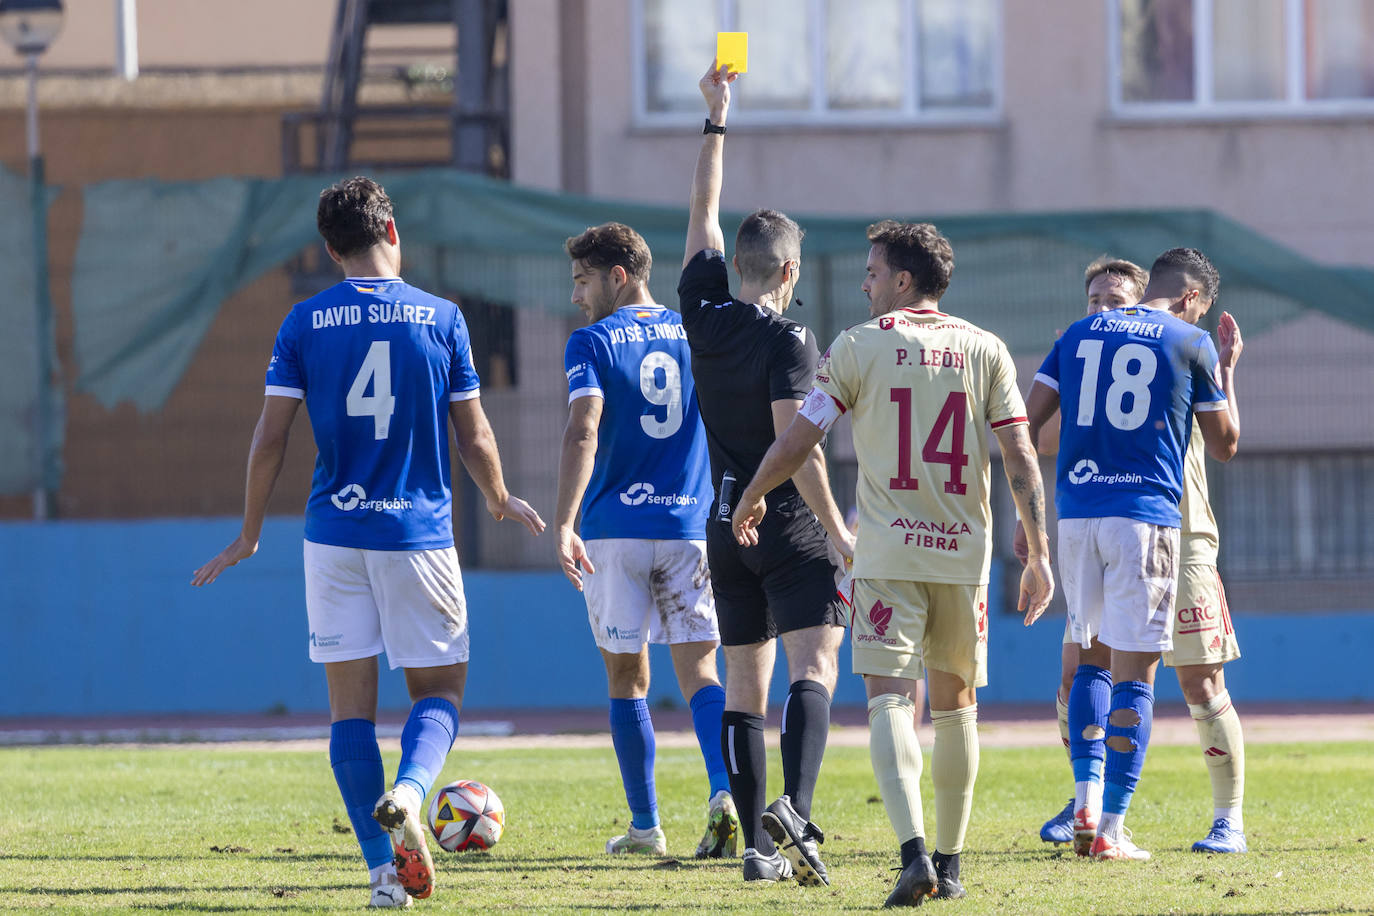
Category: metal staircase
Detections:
[{"x1": 282, "y1": 0, "x2": 509, "y2": 176}]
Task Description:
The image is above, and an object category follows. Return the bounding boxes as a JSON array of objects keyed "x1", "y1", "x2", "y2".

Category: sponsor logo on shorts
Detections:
[
  {"x1": 619, "y1": 481, "x2": 700, "y2": 508},
  {"x1": 870, "y1": 601, "x2": 892, "y2": 636},
  {"x1": 977, "y1": 600, "x2": 988, "y2": 644},
  {"x1": 1068, "y1": 459, "x2": 1143, "y2": 486},
  {"x1": 331, "y1": 483, "x2": 414, "y2": 513},
  {"x1": 1176, "y1": 603, "x2": 1218, "y2": 635},
  {"x1": 605, "y1": 625, "x2": 641, "y2": 642},
  {"x1": 856, "y1": 600, "x2": 898, "y2": 646},
  {"x1": 310, "y1": 631, "x2": 342, "y2": 648}
]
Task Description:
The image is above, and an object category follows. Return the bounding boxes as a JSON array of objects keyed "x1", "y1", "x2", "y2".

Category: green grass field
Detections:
[{"x1": 2, "y1": 740, "x2": 1371, "y2": 914}]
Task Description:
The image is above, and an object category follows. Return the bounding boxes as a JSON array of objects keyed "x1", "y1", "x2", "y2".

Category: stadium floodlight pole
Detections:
[{"x1": 0, "y1": 0, "x2": 63, "y2": 520}]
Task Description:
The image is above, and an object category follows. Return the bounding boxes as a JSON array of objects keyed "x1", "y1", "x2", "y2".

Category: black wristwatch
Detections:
[{"x1": 703, "y1": 119, "x2": 727, "y2": 135}]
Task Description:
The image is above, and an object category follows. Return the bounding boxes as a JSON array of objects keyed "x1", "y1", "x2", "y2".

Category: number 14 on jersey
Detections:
[{"x1": 889, "y1": 389, "x2": 969, "y2": 495}]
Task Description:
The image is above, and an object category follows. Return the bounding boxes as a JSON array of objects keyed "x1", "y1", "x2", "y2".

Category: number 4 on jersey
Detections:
[
  {"x1": 889, "y1": 389, "x2": 969, "y2": 494},
  {"x1": 348, "y1": 340, "x2": 397, "y2": 440}
]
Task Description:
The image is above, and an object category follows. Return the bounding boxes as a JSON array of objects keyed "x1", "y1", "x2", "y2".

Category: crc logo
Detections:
[
  {"x1": 332, "y1": 483, "x2": 367, "y2": 511},
  {"x1": 869, "y1": 600, "x2": 893, "y2": 637},
  {"x1": 1068, "y1": 459, "x2": 1100, "y2": 485},
  {"x1": 620, "y1": 482, "x2": 655, "y2": 506},
  {"x1": 1177, "y1": 604, "x2": 1215, "y2": 624}
]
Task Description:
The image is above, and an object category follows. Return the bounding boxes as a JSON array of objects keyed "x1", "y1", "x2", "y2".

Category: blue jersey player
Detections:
[
  {"x1": 1026, "y1": 247, "x2": 1240, "y2": 862},
  {"x1": 193, "y1": 177, "x2": 544, "y2": 908},
  {"x1": 553, "y1": 223, "x2": 737, "y2": 860}
]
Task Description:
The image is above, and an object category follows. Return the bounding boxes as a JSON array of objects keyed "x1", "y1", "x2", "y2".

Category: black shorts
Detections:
[{"x1": 706, "y1": 492, "x2": 845, "y2": 646}]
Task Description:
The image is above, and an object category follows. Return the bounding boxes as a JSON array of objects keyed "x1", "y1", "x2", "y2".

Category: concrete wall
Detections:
[{"x1": 4, "y1": 518, "x2": 1370, "y2": 720}]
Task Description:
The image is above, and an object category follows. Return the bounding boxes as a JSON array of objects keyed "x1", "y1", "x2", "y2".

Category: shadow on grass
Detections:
[{"x1": 25, "y1": 885, "x2": 359, "y2": 896}]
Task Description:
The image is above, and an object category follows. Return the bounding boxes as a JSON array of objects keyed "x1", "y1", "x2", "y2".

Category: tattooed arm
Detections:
[{"x1": 995, "y1": 422, "x2": 1054, "y2": 624}]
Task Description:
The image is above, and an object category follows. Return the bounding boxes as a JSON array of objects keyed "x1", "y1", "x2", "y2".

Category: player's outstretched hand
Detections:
[
  {"x1": 556, "y1": 526, "x2": 595, "y2": 591},
  {"x1": 1012, "y1": 519, "x2": 1029, "y2": 566},
  {"x1": 489, "y1": 494, "x2": 546, "y2": 535},
  {"x1": 191, "y1": 535, "x2": 257, "y2": 587},
  {"x1": 1018, "y1": 555, "x2": 1054, "y2": 626},
  {"x1": 731, "y1": 495, "x2": 766, "y2": 547},
  {"x1": 699, "y1": 59, "x2": 738, "y2": 113},
  {"x1": 1217, "y1": 310, "x2": 1243, "y2": 370}
]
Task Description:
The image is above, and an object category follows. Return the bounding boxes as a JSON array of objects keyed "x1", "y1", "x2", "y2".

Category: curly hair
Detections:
[
  {"x1": 564, "y1": 222, "x2": 653, "y2": 283},
  {"x1": 865, "y1": 220, "x2": 954, "y2": 300},
  {"x1": 317, "y1": 176, "x2": 393, "y2": 257}
]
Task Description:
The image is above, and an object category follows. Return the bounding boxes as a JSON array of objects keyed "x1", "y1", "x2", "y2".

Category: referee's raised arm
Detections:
[{"x1": 685, "y1": 61, "x2": 737, "y2": 269}]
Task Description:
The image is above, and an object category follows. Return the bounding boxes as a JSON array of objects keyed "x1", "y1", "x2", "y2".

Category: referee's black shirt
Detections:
[{"x1": 678, "y1": 249, "x2": 819, "y2": 501}]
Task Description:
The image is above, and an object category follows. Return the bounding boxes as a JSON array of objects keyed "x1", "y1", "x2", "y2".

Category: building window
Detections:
[
  {"x1": 634, "y1": 0, "x2": 1001, "y2": 125},
  {"x1": 1112, "y1": 0, "x2": 1374, "y2": 114}
]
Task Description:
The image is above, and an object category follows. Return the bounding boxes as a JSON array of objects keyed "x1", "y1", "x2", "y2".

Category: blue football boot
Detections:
[
  {"x1": 1192, "y1": 817, "x2": 1248, "y2": 853},
  {"x1": 1039, "y1": 799, "x2": 1075, "y2": 845}
]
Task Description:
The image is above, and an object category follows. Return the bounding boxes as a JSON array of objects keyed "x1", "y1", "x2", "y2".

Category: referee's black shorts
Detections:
[{"x1": 706, "y1": 492, "x2": 845, "y2": 646}]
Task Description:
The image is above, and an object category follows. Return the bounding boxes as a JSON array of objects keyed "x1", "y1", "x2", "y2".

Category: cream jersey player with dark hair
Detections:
[
  {"x1": 1029, "y1": 255, "x2": 1249, "y2": 856},
  {"x1": 553, "y1": 221, "x2": 738, "y2": 861},
  {"x1": 680, "y1": 60, "x2": 855, "y2": 888},
  {"x1": 192, "y1": 176, "x2": 544, "y2": 908},
  {"x1": 733, "y1": 219, "x2": 1054, "y2": 907},
  {"x1": 1025, "y1": 246, "x2": 1241, "y2": 863}
]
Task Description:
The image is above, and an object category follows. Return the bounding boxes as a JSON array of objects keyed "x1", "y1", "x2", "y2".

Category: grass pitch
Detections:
[{"x1": 1, "y1": 740, "x2": 1371, "y2": 914}]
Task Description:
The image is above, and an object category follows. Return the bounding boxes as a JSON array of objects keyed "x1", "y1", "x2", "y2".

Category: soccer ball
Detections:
[{"x1": 427, "y1": 780, "x2": 504, "y2": 851}]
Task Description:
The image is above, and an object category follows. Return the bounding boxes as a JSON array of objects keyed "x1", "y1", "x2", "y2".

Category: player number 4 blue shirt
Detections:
[
  {"x1": 264, "y1": 277, "x2": 480, "y2": 550},
  {"x1": 564, "y1": 304, "x2": 711, "y2": 540},
  {"x1": 1035, "y1": 305, "x2": 1228, "y2": 528}
]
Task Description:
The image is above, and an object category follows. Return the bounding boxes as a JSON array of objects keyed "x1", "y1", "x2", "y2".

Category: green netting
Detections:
[
  {"x1": 0, "y1": 166, "x2": 61, "y2": 495},
  {"x1": 70, "y1": 167, "x2": 1374, "y2": 415}
]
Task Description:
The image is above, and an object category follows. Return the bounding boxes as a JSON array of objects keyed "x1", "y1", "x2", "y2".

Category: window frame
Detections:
[
  {"x1": 1108, "y1": 0, "x2": 1374, "y2": 119},
  {"x1": 630, "y1": 0, "x2": 1004, "y2": 128}
]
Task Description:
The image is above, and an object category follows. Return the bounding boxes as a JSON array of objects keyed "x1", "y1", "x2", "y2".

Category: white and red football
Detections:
[{"x1": 427, "y1": 779, "x2": 504, "y2": 852}]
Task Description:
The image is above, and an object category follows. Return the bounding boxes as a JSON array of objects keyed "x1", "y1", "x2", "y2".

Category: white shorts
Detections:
[
  {"x1": 1057, "y1": 517, "x2": 1179, "y2": 654},
  {"x1": 303, "y1": 540, "x2": 469, "y2": 669},
  {"x1": 582, "y1": 538, "x2": 718, "y2": 654}
]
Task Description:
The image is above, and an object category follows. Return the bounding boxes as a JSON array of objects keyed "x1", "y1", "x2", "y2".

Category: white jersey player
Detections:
[{"x1": 731, "y1": 220, "x2": 1054, "y2": 907}]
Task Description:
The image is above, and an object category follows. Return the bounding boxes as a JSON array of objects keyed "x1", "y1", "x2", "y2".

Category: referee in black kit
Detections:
[{"x1": 678, "y1": 60, "x2": 854, "y2": 888}]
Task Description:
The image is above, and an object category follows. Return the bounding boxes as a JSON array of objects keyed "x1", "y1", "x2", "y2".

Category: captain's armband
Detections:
[{"x1": 799, "y1": 387, "x2": 845, "y2": 433}]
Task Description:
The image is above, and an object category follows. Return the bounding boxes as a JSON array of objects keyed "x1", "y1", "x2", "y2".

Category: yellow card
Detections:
[{"x1": 716, "y1": 32, "x2": 748, "y2": 74}]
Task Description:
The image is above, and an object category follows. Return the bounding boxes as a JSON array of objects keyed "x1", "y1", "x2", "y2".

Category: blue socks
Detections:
[
  {"x1": 1068, "y1": 664, "x2": 1111, "y2": 784},
  {"x1": 1104, "y1": 681, "x2": 1154, "y2": 816},
  {"x1": 610, "y1": 698, "x2": 659, "y2": 830},
  {"x1": 330, "y1": 719, "x2": 393, "y2": 869},
  {"x1": 689, "y1": 685, "x2": 731, "y2": 798},
  {"x1": 394, "y1": 697, "x2": 459, "y2": 803}
]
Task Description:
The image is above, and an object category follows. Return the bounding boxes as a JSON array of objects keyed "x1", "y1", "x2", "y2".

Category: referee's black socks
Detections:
[
  {"x1": 721, "y1": 711, "x2": 773, "y2": 853},
  {"x1": 781, "y1": 679, "x2": 832, "y2": 822}
]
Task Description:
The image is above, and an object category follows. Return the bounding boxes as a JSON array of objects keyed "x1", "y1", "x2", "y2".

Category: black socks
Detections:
[{"x1": 781, "y1": 679, "x2": 832, "y2": 821}]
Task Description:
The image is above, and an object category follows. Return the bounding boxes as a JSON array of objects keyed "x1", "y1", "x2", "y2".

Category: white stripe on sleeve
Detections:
[{"x1": 568, "y1": 386, "x2": 604, "y2": 404}]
